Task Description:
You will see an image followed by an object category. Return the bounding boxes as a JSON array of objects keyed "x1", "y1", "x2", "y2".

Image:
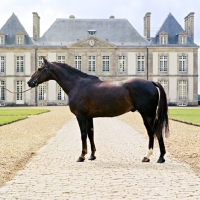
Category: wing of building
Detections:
[{"x1": 0, "y1": 12, "x2": 198, "y2": 106}]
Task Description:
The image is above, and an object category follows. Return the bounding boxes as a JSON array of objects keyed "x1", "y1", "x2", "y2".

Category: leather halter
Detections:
[{"x1": 32, "y1": 63, "x2": 51, "y2": 86}]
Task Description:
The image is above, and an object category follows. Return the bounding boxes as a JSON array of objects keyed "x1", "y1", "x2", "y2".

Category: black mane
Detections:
[{"x1": 52, "y1": 62, "x2": 100, "y2": 80}]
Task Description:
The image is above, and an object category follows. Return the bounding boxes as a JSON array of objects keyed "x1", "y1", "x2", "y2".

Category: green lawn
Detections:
[
  {"x1": 0, "y1": 109, "x2": 50, "y2": 126},
  {"x1": 169, "y1": 108, "x2": 200, "y2": 125}
]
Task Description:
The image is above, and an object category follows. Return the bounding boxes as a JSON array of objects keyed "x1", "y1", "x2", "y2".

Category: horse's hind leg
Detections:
[
  {"x1": 157, "y1": 135, "x2": 166, "y2": 163},
  {"x1": 76, "y1": 114, "x2": 87, "y2": 162},
  {"x1": 141, "y1": 117, "x2": 155, "y2": 162},
  {"x1": 87, "y1": 118, "x2": 96, "y2": 160}
]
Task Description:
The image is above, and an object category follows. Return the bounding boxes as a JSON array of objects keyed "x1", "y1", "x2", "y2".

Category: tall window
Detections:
[
  {"x1": 119, "y1": 56, "x2": 125, "y2": 72},
  {"x1": 57, "y1": 85, "x2": 65, "y2": 100},
  {"x1": 160, "y1": 56, "x2": 167, "y2": 72},
  {"x1": 0, "y1": 81, "x2": 5, "y2": 100},
  {"x1": 38, "y1": 56, "x2": 46, "y2": 66},
  {"x1": 137, "y1": 56, "x2": 144, "y2": 72},
  {"x1": 38, "y1": 83, "x2": 46, "y2": 100},
  {"x1": 179, "y1": 56, "x2": 187, "y2": 72},
  {"x1": 74, "y1": 56, "x2": 81, "y2": 70},
  {"x1": 0, "y1": 56, "x2": 5, "y2": 73},
  {"x1": 16, "y1": 56, "x2": 24, "y2": 72},
  {"x1": 0, "y1": 36, "x2": 4, "y2": 45},
  {"x1": 58, "y1": 56, "x2": 65, "y2": 63},
  {"x1": 178, "y1": 80, "x2": 187, "y2": 101},
  {"x1": 17, "y1": 36, "x2": 23, "y2": 44},
  {"x1": 160, "y1": 36, "x2": 167, "y2": 44},
  {"x1": 102, "y1": 56, "x2": 110, "y2": 71},
  {"x1": 88, "y1": 56, "x2": 96, "y2": 72},
  {"x1": 16, "y1": 81, "x2": 23, "y2": 101},
  {"x1": 159, "y1": 80, "x2": 168, "y2": 97},
  {"x1": 180, "y1": 36, "x2": 187, "y2": 44}
]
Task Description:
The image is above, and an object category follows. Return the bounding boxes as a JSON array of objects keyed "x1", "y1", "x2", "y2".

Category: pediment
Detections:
[
  {"x1": 178, "y1": 31, "x2": 187, "y2": 35},
  {"x1": 0, "y1": 32, "x2": 5, "y2": 35},
  {"x1": 159, "y1": 31, "x2": 168, "y2": 35},
  {"x1": 68, "y1": 37, "x2": 116, "y2": 48}
]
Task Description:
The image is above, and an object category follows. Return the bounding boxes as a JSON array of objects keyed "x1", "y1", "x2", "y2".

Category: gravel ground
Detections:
[{"x1": 0, "y1": 106, "x2": 200, "y2": 187}]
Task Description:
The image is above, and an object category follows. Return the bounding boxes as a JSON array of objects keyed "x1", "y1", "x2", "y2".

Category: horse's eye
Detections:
[{"x1": 38, "y1": 68, "x2": 42, "y2": 71}]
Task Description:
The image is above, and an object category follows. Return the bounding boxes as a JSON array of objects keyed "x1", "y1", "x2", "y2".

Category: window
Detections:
[
  {"x1": 160, "y1": 36, "x2": 167, "y2": 44},
  {"x1": 180, "y1": 36, "x2": 187, "y2": 44},
  {"x1": 0, "y1": 56, "x2": 5, "y2": 73},
  {"x1": 74, "y1": 56, "x2": 81, "y2": 70},
  {"x1": 119, "y1": 56, "x2": 125, "y2": 72},
  {"x1": 102, "y1": 56, "x2": 110, "y2": 72},
  {"x1": 0, "y1": 36, "x2": 4, "y2": 45},
  {"x1": 57, "y1": 85, "x2": 65, "y2": 100},
  {"x1": 16, "y1": 56, "x2": 24, "y2": 72},
  {"x1": 137, "y1": 56, "x2": 144, "y2": 72},
  {"x1": 38, "y1": 83, "x2": 46, "y2": 100},
  {"x1": 16, "y1": 35, "x2": 24, "y2": 45},
  {"x1": 38, "y1": 56, "x2": 46, "y2": 67},
  {"x1": 16, "y1": 81, "x2": 23, "y2": 101},
  {"x1": 0, "y1": 81, "x2": 5, "y2": 100},
  {"x1": 179, "y1": 56, "x2": 187, "y2": 72},
  {"x1": 58, "y1": 56, "x2": 65, "y2": 63},
  {"x1": 159, "y1": 80, "x2": 168, "y2": 97},
  {"x1": 160, "y1": 56, "x2": 167, "y2": 72},
  {"x1": 88, "y1": 30, "x2": 96, "y2": 36},
  {"x1": 88, "y1": 56, "x2": 96, "y2": 72},
  {"x1": 178, "y1": 80, "x2": 187, "y2": 101}
]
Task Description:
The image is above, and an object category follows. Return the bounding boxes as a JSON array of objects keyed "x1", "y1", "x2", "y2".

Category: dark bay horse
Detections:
[{"x1": 28, "y1": 58, "x2": 169, "y2": 163}]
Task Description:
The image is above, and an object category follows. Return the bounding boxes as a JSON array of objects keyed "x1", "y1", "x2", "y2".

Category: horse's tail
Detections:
[{"x1": 152, "y1": 82, "x2": 169, "y2": 139}]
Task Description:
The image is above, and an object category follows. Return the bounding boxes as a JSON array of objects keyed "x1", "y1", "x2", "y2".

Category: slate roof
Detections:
[
  {"x1": 0, "y1": 13, "x2": 34, "y2": 46},
  {"x1": 150, "y1": 13, "x2": 198, "y2": 47},
  {"x1": 35, "y1": 18, "x2": 148, "y2": 46}
]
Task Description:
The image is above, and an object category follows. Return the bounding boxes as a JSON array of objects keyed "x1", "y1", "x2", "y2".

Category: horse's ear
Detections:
[{"x1": 43, "y1": 57, "x2": 48, "y2": 64}]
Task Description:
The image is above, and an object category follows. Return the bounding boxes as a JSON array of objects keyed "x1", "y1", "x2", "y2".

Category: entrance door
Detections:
[{"x1": 16, "y1": 81, "x2": 24, "y2": 104}]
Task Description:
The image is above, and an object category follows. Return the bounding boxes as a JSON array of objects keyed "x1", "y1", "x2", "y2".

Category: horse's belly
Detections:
[{"x1": 88, "y1": 100, "x2": 133, "y2": 117}]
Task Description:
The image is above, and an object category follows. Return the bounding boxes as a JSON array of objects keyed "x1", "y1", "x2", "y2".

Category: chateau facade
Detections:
[{"x1": 0, "y1": 12, "x2": 198, "y2": 106}]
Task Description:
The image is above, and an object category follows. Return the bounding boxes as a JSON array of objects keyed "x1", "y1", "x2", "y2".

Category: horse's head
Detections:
[{"x1": 27, "y1": 58, "x2": 51, "y2": 88}]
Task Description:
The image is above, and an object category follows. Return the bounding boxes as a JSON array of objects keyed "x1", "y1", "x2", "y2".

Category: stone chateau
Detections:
[{"x1": 0, "y1": 12, "x2": 198, "y2": 106}]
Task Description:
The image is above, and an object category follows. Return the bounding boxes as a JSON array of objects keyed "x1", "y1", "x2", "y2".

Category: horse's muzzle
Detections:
[{"x1": 27, "y1": 80, "x2": 37, "y2": 88}]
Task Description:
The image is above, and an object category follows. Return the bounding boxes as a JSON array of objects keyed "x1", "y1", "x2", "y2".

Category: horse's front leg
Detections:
[
  {"x1": 87, "y1": 118, "x2": 96, "y2": 160},
  {"x1": 76, "y1": 115, "x2": 87, "y2": 162}
]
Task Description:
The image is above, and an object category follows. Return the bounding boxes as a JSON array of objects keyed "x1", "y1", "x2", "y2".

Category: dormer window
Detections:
[
  {"x1": 159, "y1": 32, "x2": 168, "y2": 44},
  {"x1": 0, "y1": 33, "x2": 5, "y2": 45},
  {"x1": 178, "y1": 33, "x2": 187, "y2": 44},
  {"x1": 15, "y1": 33, "x2": 24, "y2": 45},
  {"x1": 88, "y1": 30, "x2": 96, "y2": 36}
]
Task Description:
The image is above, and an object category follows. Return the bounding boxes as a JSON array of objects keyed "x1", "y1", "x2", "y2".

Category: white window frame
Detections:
[
  {"x1": 180, "y1": 36, "x2": 187, "y2": 44},
  {"x1": 88, "y1": 56, "x2": 96, "y2": 72},
  {"x1": 159, "y1": 80, "x2": 168, "y2": 97},
  {"x1": 74, "y1": 56, "x2": 81, "y2": 70},
  {"x1": 0, "y1": 36, "x2": 4, "y2": 45},
  {"x1": 58, "y1": 56, "x2": 65, "y2": 63},
  {"x1": 16, "y1": 56, "x2": 24, "y2": 72},
  {"x1": 119, "y1": 56, "x2": 125, "y2": 72},
  {"x1": 160, "y1": 56, "x2": 168, "y2": 72},
  {"x1": 178, "y1": 80, "x2": 187, "y2": 101},
  {"x1": 16, "y1": 35, "x2": 24, "y2": 45},
  {"x1": 0, "y1": 81, "x2": 5, "y2": 101},
  {"x1": 0, "y1": 56, "x2": 5, "y2": 73},
  {"x1": 179, "y1": 55, "x2": 187, "y2": 72},
  {"x1": 102, "y1": 56, "x2": 110, "y2": 72},
  {"x1": 38, "y1": 83, "x2": 47, "y2": 101},
  {"x1": 137, "y1": 56, "x2": 144, "y2": 72},
  {"x1": 16, "y1": 81, "x2": 23, "y2": 101},
  {"x1": 57, "y1": 85, "x2": 65, "y2": 100},
  {"x1": 38, "y1": 56, "x2": 46, "y2": 67}
]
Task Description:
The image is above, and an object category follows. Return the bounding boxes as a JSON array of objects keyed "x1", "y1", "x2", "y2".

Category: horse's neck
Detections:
[{"x1": 50, "y1": 66, "x2": 75, "y2": 95}]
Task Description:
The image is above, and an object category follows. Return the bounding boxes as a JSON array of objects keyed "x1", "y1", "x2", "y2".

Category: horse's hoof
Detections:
[
  {"x1": 142, "y1": 157, "x2": 150, "y2": 162},
  {"x1": 157, "y1": 157, "x2": 165, "y2": 163},
  {"x1": 88, "y1": 155, "x2": 96, "y2": 160},
  {"x1": 77, "y1": 157, "x2": 85, "y2": 162}
]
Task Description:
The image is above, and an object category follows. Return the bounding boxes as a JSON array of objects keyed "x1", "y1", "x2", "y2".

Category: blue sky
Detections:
[{"x1": 0, "y1": 0, "x2": 200, "y2": 91}]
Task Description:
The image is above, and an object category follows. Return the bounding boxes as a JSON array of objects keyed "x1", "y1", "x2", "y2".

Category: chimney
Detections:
[
  {"x1": 143, "y1": 12, "x2": 151, "y2": 39},
  {"x1": 32, "y1": 12, "x2": 40, "y2": 39},
  {"x1": 185, "y1": 12, "x2": 195, "y2": 42}
]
